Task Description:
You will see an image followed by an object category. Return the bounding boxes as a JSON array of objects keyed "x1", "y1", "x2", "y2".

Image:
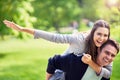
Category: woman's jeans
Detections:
[{"x1": 49, "y1": 69, "x2": 65, "y2": 80}]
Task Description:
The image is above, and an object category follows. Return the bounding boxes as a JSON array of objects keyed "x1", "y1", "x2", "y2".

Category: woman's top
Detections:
[
  {"x1": 34, "y1": 30, "x2": 112, "y2": 78},
  {"x1": 34, "y1": 30, "x2": 88, "y2": 55}
]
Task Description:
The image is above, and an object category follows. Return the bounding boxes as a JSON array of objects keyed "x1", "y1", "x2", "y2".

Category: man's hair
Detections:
[{"x1": 100, "y1": 39, "x2": 119, "y2": 54}]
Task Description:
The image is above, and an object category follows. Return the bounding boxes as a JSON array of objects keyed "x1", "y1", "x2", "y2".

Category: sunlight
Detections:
[{"x1": 106, "y1": 0, "x2": 118, "y2": 7}]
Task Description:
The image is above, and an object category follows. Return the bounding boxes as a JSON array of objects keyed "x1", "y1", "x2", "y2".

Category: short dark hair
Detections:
[{"x1": 100, "y1": 39, "x2": 119, "y2": 54}]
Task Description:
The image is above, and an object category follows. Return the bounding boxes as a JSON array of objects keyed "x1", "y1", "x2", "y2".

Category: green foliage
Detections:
[
  {"x1": 80, "y1": 0, "x2": 99, "y2": 20},
  {"x1": 111, "y1": 26, "x2": 120, "y2": 43},
  {"x1": 0, "y1": 0, "x2": 36, "y2": 39},
  {"x1": 111, "y1": 54, "x2": 120, "y2": 80},
  {"x1": 109, "y1": 7, "x2": 120, "y2": 26},
  {"x1": 0, "y1": 0, "x2": 120, "y2": 39},
  {"x1": 32, "y1": 0, "x2": 82, "y2": 31}
]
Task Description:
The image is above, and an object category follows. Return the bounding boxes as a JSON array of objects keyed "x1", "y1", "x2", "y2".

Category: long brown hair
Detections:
[{"x1": 86, "y1": 20, "x2": 110, "y2": 62}]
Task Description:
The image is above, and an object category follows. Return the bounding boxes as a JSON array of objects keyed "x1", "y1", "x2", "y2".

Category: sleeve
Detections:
[
  {"x1": 34, "y1": 30, "x2": 74, "y2": 43},
  {"x1": 99, "y1": 62, "x2": 112, "y2": 78},
  {"x1": 46, "y1": 54, "x2": 69, "y2": 74},
  {"x1": 101, "y1": 77, "x2": 110, "y2": 80}
]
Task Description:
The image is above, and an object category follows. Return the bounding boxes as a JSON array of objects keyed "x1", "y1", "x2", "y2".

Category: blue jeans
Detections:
[{"x1": 49, "y1": 70, "x2": 65, "y2": 80}]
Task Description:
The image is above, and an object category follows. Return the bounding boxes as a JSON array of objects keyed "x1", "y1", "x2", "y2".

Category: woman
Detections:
[{"x1": 3, "y1": 19, "x2": 111, "y2": 79}]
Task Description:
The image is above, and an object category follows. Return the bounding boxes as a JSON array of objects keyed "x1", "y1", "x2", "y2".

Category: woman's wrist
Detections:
[{"x1": 88, "y1": 60, "x2": 102, "y2": 74}]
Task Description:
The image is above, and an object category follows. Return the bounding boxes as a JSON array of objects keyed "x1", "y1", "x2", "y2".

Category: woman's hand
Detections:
[
  {"x1": 82, "y1": 53, "x2": 92, "y2": 65},
  {"x1": 3, "y1": 20, "x2": 23, "y2": 31},
  {"x1": 82, "y1": 53, "x2": 102, "y2": 74}
]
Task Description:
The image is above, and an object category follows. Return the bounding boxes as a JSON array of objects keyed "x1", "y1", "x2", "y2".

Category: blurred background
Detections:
[{"x1": 0, "y1": 0, "x2": 120, "y2": 80}]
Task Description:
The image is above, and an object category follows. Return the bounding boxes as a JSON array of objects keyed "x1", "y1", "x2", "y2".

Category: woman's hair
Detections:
[{"x1": 86, "y1": 20, "x2": 110, "y2": 62}]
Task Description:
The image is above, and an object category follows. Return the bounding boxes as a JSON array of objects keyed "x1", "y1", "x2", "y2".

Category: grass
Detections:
[
  {"x1": 0, "y1": 39, "x2": 120, "y2": 80},
  {"x1": 0, "y1": 39, "x2": 68, "y2": 80}
]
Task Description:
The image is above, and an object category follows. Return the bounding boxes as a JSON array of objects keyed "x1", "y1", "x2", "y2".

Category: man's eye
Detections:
[
  {"x1": 105, "y1": 51, "x2": 109, "y2": 55},
  {"x1": 111, "y1": 54, "x2": 115, "y2": 58}
]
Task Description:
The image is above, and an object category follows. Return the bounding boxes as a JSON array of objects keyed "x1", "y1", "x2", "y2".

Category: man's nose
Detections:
[{"x1": 106, "y1": 54, "x2": 112, "y2": 60}]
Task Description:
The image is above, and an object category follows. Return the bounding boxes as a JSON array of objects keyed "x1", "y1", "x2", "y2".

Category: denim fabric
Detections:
[{"x1": 49, "y1": 70, "x2": 65, "y2": 80}]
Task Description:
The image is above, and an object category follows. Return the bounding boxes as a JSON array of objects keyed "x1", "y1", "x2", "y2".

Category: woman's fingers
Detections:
[
  {"x1": 3, "y1": 20, "x2": 13, "y2": 27},
  {"x1": 83, "y1": 53, "x2": 91, "y2": 59}
]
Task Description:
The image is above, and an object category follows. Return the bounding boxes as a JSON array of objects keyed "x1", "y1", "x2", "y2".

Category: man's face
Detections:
[{"x1": 96, "y1": 44, "x2": 117, "y2": 66}]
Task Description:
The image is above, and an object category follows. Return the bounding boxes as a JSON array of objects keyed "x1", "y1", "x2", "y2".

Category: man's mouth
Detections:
[{"x1": 103, "y1": 58, "x2": 109, "y2": 63}]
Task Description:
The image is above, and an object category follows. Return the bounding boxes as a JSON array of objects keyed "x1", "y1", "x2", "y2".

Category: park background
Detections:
[{"x1": 0, "y1": 0, "x2": 120, "y2": 80}]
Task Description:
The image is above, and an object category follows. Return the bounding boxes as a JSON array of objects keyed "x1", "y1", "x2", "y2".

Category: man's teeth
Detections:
[{"x1": 103, "y1": 58, "x2": 108, "y2": 63}]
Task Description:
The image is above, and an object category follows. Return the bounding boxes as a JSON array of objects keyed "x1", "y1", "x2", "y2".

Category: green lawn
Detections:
[{"x1": 0, "y1": 39, "x2": 119, "y2": 80}]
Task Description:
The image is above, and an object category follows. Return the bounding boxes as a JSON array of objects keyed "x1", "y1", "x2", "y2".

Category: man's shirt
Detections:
[{"x1": 47, "y1": 53, "x2": 102, "y2": 80}]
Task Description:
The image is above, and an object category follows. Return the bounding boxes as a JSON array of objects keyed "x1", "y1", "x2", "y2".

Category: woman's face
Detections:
[{"x1": 93, "y1": 27, "x2": 109, "y2": 47}]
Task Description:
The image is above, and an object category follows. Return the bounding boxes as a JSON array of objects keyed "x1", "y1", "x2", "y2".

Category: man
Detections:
[{"x1": 46, "y1": 39, "x2": 119, "y2": 80}]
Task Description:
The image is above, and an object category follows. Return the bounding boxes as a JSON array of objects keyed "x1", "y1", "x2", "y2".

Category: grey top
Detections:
[{"x1": 34, "y1": 30, "x2": 112, "y2": 78}]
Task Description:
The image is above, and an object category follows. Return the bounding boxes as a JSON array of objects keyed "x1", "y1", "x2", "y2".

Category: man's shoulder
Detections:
[{"x1": 62, "y1": 53, "x2": 83, "y2": 60}]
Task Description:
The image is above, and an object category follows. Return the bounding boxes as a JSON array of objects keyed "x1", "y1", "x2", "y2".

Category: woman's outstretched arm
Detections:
[
  {"x1": 3, "y1": 20, "x2": 76, "y2": 43},
  {"x1": 3, "y1": 20, "x2": 35, "y2": 35}
]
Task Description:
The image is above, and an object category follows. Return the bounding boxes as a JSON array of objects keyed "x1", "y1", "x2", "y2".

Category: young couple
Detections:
[{"x1": 3, "y1": 19, "x2": 120, "y2": 80}]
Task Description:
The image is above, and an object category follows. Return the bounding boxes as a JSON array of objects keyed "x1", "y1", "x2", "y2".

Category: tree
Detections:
[
  {"x1": 0, "y1": 0, "x2": 36, "y2": 39},
  {"x1": 32, "y1": 0, "x2": 82, "y2": 32}
]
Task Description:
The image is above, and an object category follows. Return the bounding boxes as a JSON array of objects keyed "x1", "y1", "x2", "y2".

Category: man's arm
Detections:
[
  {"x1": 46, "y1": 54, "x2": 70, "y2": 79},
  {"x1": 46, "y1": 72, "x2": 53, "y2": 80}
]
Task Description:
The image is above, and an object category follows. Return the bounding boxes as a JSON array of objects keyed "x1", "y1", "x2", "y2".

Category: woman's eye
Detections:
[
  {"x1": 104, "y1": 34, "x2": 108, "y2": 37},
  {"x1": 97, "y1": 33, "x2": 101, "y2": 35}
]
